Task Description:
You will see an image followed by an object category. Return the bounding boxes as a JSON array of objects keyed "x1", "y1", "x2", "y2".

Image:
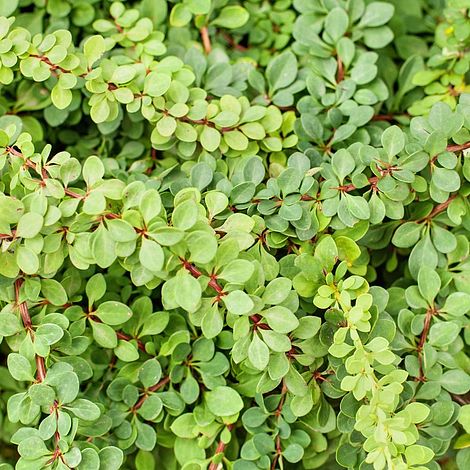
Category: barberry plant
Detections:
[{"x1": 0, "y1": 1, "x2": 469, "y2": 470}]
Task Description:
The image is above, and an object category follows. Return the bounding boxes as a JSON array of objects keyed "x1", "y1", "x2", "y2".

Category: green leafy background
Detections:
[{"x1": 0, "y1": 0, "x2": 469, "y2": 469}]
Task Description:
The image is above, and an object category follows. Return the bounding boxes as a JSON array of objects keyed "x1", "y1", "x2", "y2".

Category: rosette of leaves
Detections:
[
  {"x1": 291, "y1": 2, "x2": 394, "y2": 156},
  {"x1": 249, "y1": 50, "x2": 306, "y2": 108},
  {"x1": 292, "y1": 1, "x2": 395, "y2": 54}
]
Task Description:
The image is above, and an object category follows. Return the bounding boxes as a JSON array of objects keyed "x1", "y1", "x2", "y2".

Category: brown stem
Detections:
[
  {"x1": 271, "y1": 382, "x2": 287, "y2": 469},
  {"x1": 132, "y1": 376, "x2": 170, "y2": 412},
  {"x1": 64, "y1": 188, "x2": 84, "y2": 199},
  {"x1": 30, "y1": 54, "x2": 88, "y2": 78},
  {"x1": 336, "y1": 56, "x2": 344, "y2": 84},
  {"x1": 334, "y1": 176, "x2": 380, "y2": 193},
  {"x1": 181, "y1": 259, "x2": 227, "y2": 298},
  {"x1": 446, "y1": 141, "x2": 470, "y2": 152},
  {"x1": 208, "y1": 424, "x2": 234, "y2": 470},
  {"x1": 416, "y1": 194, "x2": 457, "y2": 224},
  {"x1": 200, "y1": 27, "x2": 212, "y2": 54},
  {"x1": 220, "y1": 31, "x2": 248, "y2": 51},
  {"x1": 116, "y1": 331, "x2": 146, "y2": 352},
  {"x1": 14, "y1": 279, "x2": 46, "y2": 382},
  {"x1": 250, "y1": 314, "x2": 271, "y2": 330},
  {"x1": 452, "y1": 394, "x2": 470, "y2": 405},
  {"x1": 416, "y1": 307, "x2": 436, "y2": 382}
]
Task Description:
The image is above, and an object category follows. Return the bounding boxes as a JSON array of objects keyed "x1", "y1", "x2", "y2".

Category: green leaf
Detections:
[
  {"x1": 41, "y1": 279, "x2": 68, "y2": 306},
  {"x1": 139, "y1": 189, "x2": 162, "y2": 223},
  {"x1": 96, "y1": 301, "x2": 133, "y2": 326},
  {"x1": 7, "y1": 354, "x2": 34, "y2": 382},
  {"x1": 219, "y1": 260, "x2": 254, "y2": 283},
  {"x1": 381, "y1": 125, "x2": 405, "y2": 159},
  {"x1": 263, "y1": 306, "x2": 299, "y2": 333},
  {"x1": 139, "y1": 359, "x2": 162, "y2": 388},
  {"x1": 223, "y1": 290, "x2": 254, "y2": 315},
  {"x1": 91, "y1": 321, "x2": 117, "y2": 348},
  {"x1": 66, "y1": 399, "x2": 100, "y2": 420},
  {"x1": 359, "y1": 2, "x2": 395, "y2": 27},
  {"x1": 262, "y1": 277, "x2": 292, "y2": 305},
  {"x1": 440, "y1": 370, "x2": 470, "y2": 394},
  {"x1": 404, "y1": 445, "x2": 434, "y2": 466},
  {"x1": 325, "y1": 7, "x2": 349, "y2": 43},
  {"x1": 429, "y1": 322, "x2": 460, "y2": 348},
  {"x1": 99, "y1": 447, "x2": 124, "y2": 470},
  {"x1": 172, "y1": 199, "x2": 198, "y2": 230},
  {"x1": 115, "y1": 340, "x2": 139, "y2": 362},
  {"x1": 200, "y1": 127, "x2": 221, "y2": 152},
  {"x1": 84, "y1": 35, "x2": 106, "y2": 67},
  {"x1": 176, "y1": 271, "x2": 202, "y2": 313},
  {"x1": 16, "y1": 246, "x2": 39, "y2": 275},
  {"x1": 139, "y1": 238, "x2": 164, "y2": 273},
  {"x1": 417, "y1": 269, "x2": 441, "y2": 304},
  {"x1": 83, "y1": 155, "x2": 104, "y2": 187},
  {"x1": 205, "y1": 386, "x2": 243, "y2": 416},
  {"x1": 442, "y1": 292, "x2": 470, "y2": 316},
  {"x1": 248, "y1": 333, "x2": 270, "y2": 370},
  {"x1": 266, "y1": 51, "x2": 297, "y2": 93},
  {"x1": 332, "y1": 149, "x2": 355, "y2": 183},
  {"x1": 211, "y1": 6, "x2": 249, "y2": 29},
  {"x1": 432, "y1": 168, "x2": 460, "y2": 192},
  {"x1": 16, "y1": 212, "x2": 43, "y2": 239}
]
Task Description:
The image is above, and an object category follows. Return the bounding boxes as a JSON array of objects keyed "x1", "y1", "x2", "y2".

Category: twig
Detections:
[
  {"x1": 208, "y1": 424, "x2": 234, "y2": 470},
  {"x1": 416, "y1": 194, "x2": 457, "y2": 224},
  {"x1": 132, "y1": 376, "x2": 170, "y2": 412},
  {"x1": 446, "y1": 141, "x2": 470, "y2": 152},
  {"x1": 271, "y1": 381, "x2": 287, "y2": 470},
  {"x1": 452, "y1": 394, "x2": 470, "y2": 405},
  {"x1": 336, "y1": 56, "x2": 344, "y2": 83},
  {"x1": 15, "y1": 279, "x2": 46, "y2": 382},
  {"x1": 200, "y1": 27, "x2": 212, "y2": 54},
  {"x1": 220, "y1": 31, "x2": 248, "y2": 51},
  {"x1": 116, "y1": 331, "x2": 146, "y2": 352},
  {"x1": 416, "y1": 307, "x2": 436, "y2": 382},
  {"x1": 181, "y1": 259, "x2": 227, "y2": 299}
]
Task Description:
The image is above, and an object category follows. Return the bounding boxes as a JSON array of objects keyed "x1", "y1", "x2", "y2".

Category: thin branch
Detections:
[
  {"x1": 220, "y1": 31, "x2": 248, "y2": 51},
  {"x1": 132, "y1": 376, "x2": 170, "y2": 412},
  {"x1": 200, "y1": 27, "x2": 212, "y2": 54},
  {"x1": 116, "y1": 331, "x2": 146, "y2": 352},
  {"x1": 446, "y1": 141, "x2": 470, "y2": 152},
  {"x1": 416, "y1": 194, "x2": 457, "y2": 224},
  {"x1": 336, "y1": 56, "x2": 344, "y2": 83},
  {"x1": 14, "y1": 279, "x2": 46, "y2": 382},
  {"x1": 271, "y1": 381, "x2": 287, "y2": 470},
  {"x1": 208, "y1": 424, "x2": 234, "y2": 470},
  {"x1": 416, "y1": 307, "x2": 436, "y2": 382},
  {"x1": 181, "y1": 259, "x2": 227, "y2": 298}
]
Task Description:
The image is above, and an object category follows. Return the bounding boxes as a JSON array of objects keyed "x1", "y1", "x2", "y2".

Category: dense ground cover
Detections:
[{"x1": 0, "y1": 0, "x2": 469, "y2": 469}]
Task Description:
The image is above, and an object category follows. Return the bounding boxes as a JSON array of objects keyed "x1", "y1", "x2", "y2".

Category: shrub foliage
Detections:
[{"x1": 0, "y1": 1, "x2": 469, "y2": 469}]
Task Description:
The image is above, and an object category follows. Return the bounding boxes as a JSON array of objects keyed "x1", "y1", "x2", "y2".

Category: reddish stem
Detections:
[
  {"x1": 446, "y1": 141, "x2": 470, "y2": 152},
  {"x1": 132, "y1": 376, "x2": 170, "y2": 412},
  {"x1": 208, "y1": 424, "x2": 234, "y2": 470},
  {"x1": 416, "y1": 194, "x2": 457, "y2": 223},
  {"x1": 116, "y1": 331, "x2": 146, "y2": 352},
  {"x1": 336, "y1": 56, "x2": 344, "y2": 83},
  {"x1": 200, "y1": 27, "x2": 212, "y2": 54},
  {"x1": 416, "y1": 307, "x2": 436, "y2": 382},
  {"x1": 14, "y1": 279, "x2": 46, "y2": 382},
  {"x1": 181, "y1": 259, "x2": 227, "y2": 298}
]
